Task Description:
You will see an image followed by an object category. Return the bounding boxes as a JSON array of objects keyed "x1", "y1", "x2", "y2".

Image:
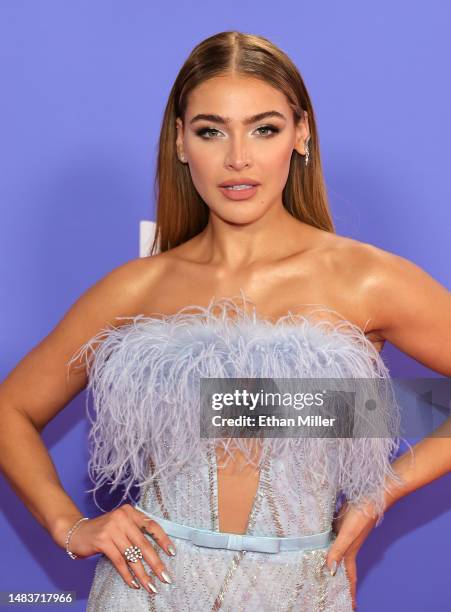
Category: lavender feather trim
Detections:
[{"x1": 67, "y1": 291, "x2": 408, "y2": 522}]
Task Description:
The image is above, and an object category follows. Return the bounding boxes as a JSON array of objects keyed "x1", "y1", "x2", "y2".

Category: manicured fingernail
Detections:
[
  {"x1": 131, "y1": 579, "x2": 140, "y2": 589},
  {"x1": 168, "y1": 545, "x2": 176, "y2": 556},
  {"x1": 147, "y1": 581, "x2": 158, "y2": 594},
  {"x1": 330, "y1": 559, "x2": 338, "y2": 576},
  {"x1": 161, "y1": 570, "x2": 173, "y2": 584}
]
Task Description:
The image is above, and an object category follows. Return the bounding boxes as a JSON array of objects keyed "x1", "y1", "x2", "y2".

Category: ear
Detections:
[
  {"x1": 293, "y1": 110, "x2": 310, "y2": 156},
  {"x1": 175, "y1": 117, "x2": 184, "y2": 154}
]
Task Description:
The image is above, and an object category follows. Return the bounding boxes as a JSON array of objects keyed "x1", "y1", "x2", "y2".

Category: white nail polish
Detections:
[
  {"x1": 147, "y1": 581, "x2": 158, "y2": 593},
  {"x1": 161, "y1": 570, "x2": 173, "y2": 584},
  {"x1": 131, "y1": 579, "x2": 140, "y2": 589},
  {"x1": 330, "y1": 559, "x2": 338, "y2": 576}
]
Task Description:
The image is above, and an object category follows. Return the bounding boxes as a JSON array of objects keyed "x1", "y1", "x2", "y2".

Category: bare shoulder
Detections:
[
  {"x1": 330, "y1": 237, "x2": 451, "y2": 372},
  {"x1": 301, "y1": 231, "x2": 386, "y2": 291},
  {"x1": 310, "y1": 234, "x2": 405, "y2": 336},
  {"x1": 91, "y1": 250, "x2": 181, "y2": 310},
  {"x1": 0, "y1": 254, "x2": 172, "y2": 430},
  {"x1": 332, "y1": 235, "x2": 447, "y2": 311},
  {"x1": 316, "y1": 232, "x2": 386, "y2": 274},
  {"x1": 98, "y1": 252, "x2": 171, "y2": 303}
]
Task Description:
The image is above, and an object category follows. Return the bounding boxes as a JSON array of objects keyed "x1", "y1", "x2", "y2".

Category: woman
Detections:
[{"x1": 1, "y1": 31, "x2": 450, "y2": 611}]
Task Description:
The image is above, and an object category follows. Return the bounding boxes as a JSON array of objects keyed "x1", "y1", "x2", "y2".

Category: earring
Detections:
[
  {"x1": 179, "y1": 152, "x2": 186, "y2": 162},
  {"x1": 304, "y1": 138, "x2": 310, "y2": 167}
]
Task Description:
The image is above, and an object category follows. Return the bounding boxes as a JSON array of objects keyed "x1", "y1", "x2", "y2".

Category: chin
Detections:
[{"x1": 216, "y1": 207, "x2": 268, "y2": 225}]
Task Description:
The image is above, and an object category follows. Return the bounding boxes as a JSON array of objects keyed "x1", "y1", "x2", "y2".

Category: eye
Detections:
[
  {"x1": 194, "y1": 124, "x2": 281, "y2": 140},
  {"x1": 254, "y1": 124, "x2": 280, "y2": 137},
  {"x1": 195, "y1": 127, "x2": 223, "y2": 139}
]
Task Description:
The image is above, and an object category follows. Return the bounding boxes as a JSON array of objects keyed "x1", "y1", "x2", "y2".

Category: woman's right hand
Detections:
[{"x1": 56, "y1": 503, "x2": 176, "y2": 595}]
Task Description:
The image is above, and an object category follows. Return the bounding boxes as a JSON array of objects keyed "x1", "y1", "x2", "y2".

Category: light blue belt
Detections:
[{"x1": 134, "y1": 504, "x2": 333, "y2": 554}]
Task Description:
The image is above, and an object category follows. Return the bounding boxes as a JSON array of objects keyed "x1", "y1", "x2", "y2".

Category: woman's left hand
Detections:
[{"x1": 325, "y1": 500, "x2": 380, "y2": 611}]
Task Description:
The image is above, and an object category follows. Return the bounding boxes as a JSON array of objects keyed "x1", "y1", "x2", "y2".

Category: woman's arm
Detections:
[
  {"x1": 366, "y1": 246, "x2": 451, "y2": 501},
  {"x1": 0, "y1": 257, "x2": 154, "y2": 547},
  {"x1": 384, "y1": 417, "x2": 451, "y2": 510},
  {"x1": 1, "y1": 408, "x2": 84, "y2": 547},
  {"x1": 364, "y1": 246, "x2": 451, "y2": 377},
  {"x1": 326, "y1": 246, "x2": 451, "y2": 609}
]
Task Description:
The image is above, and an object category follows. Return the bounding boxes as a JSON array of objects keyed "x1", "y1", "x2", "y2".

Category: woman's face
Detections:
[{"x1": 175, "y1": 74, "x2": 309, "y2": 224}]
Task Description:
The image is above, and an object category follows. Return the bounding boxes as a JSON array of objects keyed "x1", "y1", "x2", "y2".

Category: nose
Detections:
[{"x1": 224, "y1": 135, "x2": 252, "y2": 170}]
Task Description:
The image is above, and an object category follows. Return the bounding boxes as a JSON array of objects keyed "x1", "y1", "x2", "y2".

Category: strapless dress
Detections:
[{"x1": 67, "y1": 293, "x2": 402, "y2": 611}]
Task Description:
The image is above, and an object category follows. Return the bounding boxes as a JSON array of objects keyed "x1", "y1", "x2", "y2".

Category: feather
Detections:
[{"x1": 67, "y1": 290, "x2": 408, "y2": 523}]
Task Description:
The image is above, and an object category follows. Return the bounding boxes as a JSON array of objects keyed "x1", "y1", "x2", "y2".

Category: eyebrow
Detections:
[{"x1": 189, "y1": 110, "x2": 287, "y2": 126}]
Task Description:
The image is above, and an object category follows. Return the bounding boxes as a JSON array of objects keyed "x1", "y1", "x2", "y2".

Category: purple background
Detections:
[{"x1": 1, "y1": 1, "x2": 450, "y2": 610}]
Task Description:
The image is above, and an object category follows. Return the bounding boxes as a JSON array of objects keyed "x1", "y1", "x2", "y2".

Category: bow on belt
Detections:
[
  {"x1": 134, "y1": 504, "x2": 333, "y2": 554},
  {"x1": 190, "y1": 529, "x2": 282, "y2": 553}
]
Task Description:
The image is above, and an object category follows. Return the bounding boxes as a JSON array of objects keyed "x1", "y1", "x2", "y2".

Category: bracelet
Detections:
[{"x1": 65, "y1": 516, "x2": 89, "y2": 559}]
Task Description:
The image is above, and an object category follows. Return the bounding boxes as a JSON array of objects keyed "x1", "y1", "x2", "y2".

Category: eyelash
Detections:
[{"x1": 195, "y1": 124, "x2": 280, "y2": 139}]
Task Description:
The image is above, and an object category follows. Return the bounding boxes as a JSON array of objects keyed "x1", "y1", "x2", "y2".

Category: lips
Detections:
[
  {"x1": 218, "y1": 178, "x2": 260, "y2": 187},
  {"x1": 218, "y1": 183, "x2": 259, "y2": 201}
]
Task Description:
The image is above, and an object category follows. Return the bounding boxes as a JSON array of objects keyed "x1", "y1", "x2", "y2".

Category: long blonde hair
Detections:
[{"x1": 150, "y1": 31, "x2": 335, "y2": 255}]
